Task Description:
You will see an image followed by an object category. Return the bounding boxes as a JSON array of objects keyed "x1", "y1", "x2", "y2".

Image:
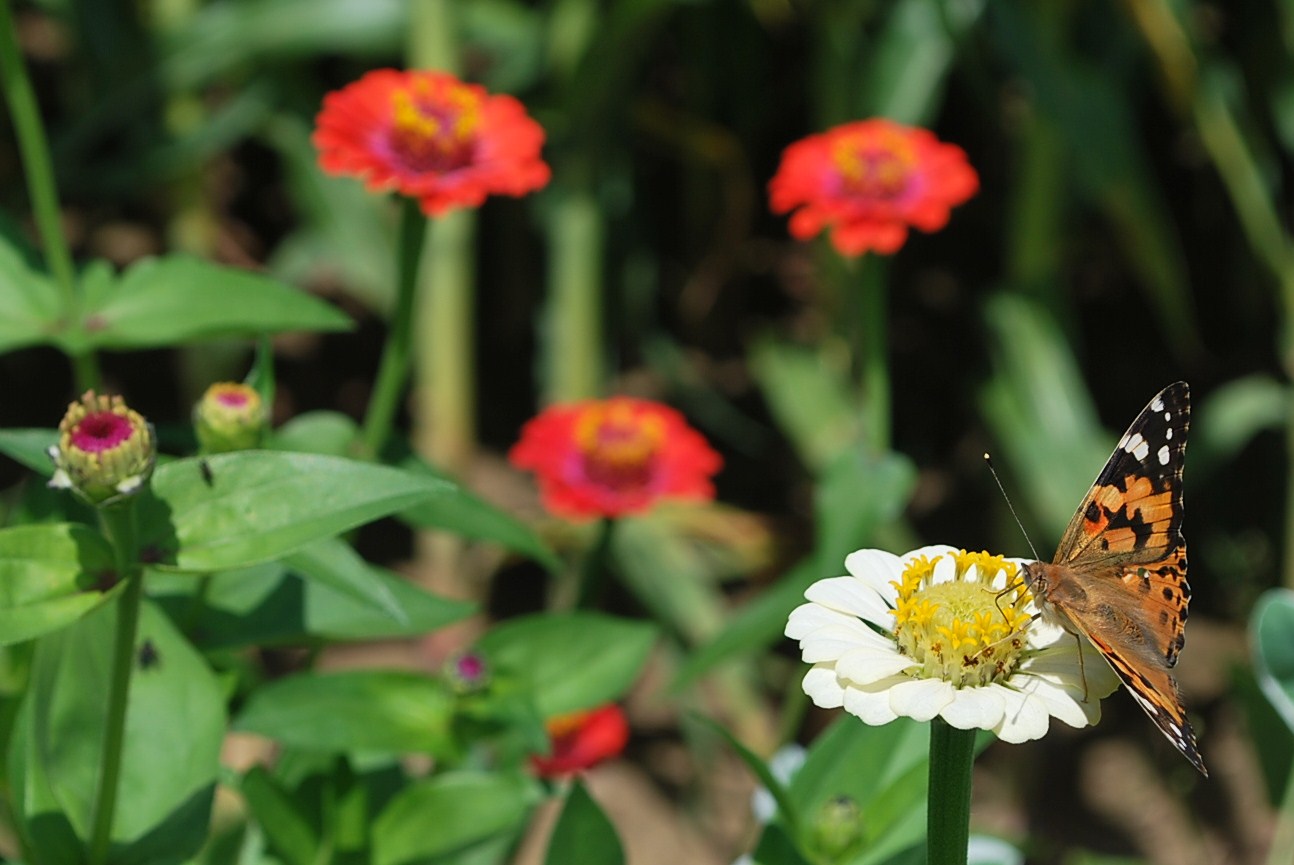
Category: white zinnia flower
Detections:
[{"x1": 785, "y1": 545, "x2": 1118, "y2": 743}]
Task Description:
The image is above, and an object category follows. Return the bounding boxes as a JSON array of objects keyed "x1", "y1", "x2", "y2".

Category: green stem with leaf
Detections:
[
  {"x1": 0, "y1": 0, "x2": 99, "y2": 391},
  {"x1": 88, "y1": 503, "x2": 144, "y2": 865},
  {"x1": 359, "y1": 198, "x2": 427, "y2": 461}
]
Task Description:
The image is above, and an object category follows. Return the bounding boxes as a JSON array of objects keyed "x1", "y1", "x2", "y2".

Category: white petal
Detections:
[
  {"x1": 843, "y1": 549, "x2": 903, "y2": 603},
  {"x1": 888, "y1": 678, "x2": 955, "y2": 722},
  {"x1": 842, "y1": 679, "x2": 903, "y2": 725},
  {"x1": 801, "y1": 638, "x2": 869, "y2": 664},
  {"x1": 1024, "y1": 678, "x2": 1095, "y2": 729},
  {"x1": 835, "y1": 646, "x2": 918, "y2": 685},
  {"x1": 785, "y1": 603, "x2": 861, "y2": 639},
  {"x1": 994, "y1": 687, "x2": 1052, "y2": 743},
  {"x1": 805, "y1": 575, "x2": 894, "y2": 627},
  {"x1": 802, "y1": 665, "x2": 845, "y2": 708},
  {"x1": 940, "y1": 686, "x2": 1006, "y2": 730}
]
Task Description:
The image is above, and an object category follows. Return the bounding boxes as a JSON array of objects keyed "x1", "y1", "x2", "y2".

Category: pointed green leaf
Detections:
[
  {"x1": 72, "y1": 255, "x2": 351, "y2": 351},
  {"x1": 476, "y1": 613, "x2": 656, "y2": 717},
  {"x1": 150, "y1": 564, "x2": 474, "y2": 649},
  {"x1": 544, "y1": 779, "x2": 624, "y2": 865},
  {"x1": 13, "y1": 599, "x2": 224, "y2": 863},
  {"x1": 0, "y1": 523, "x2": 115, "y2": 645},
  {"x1": 0, "y1": 237, "x2": 63, "y2": 354},
  {"x1": 372, "y1": 772, "x2": 537, "y2": 865},
  {"x1": 398, "y1": 455, "x2": 560, "y2": 572},
  {"x1": 139, "y1": 452, "x2": 456, "y2": 572},
  {"x1": 234, "y1": 670, "x2": 455, "y2": 754},
  {"x1": 282, "y1": 538, "x2": 406, "y2": 625},
  {"x1": 0, "y1": 427, "x2": 56, "y2": 475},
  {"x1": 240, "y1": 767, "x2": 318, "y2": 865}
]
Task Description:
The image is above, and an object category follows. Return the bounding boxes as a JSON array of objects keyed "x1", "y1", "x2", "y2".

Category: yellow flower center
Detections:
[
  {"x1": 389, "y1": 77, "x2": 482, "y2": 172},
  {"x1": 831, "y1": 127, "x2": 917, "y2": 200},
  {"x1": 890, "y1": 550, "x2": 1033, "y2": 687},
  {"x1": 574, "y1": 403, "x2": 664, "y2": 492}
]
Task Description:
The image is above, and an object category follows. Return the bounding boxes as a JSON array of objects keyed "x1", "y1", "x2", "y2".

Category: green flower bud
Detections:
[
  {"x1": 194, "y1": 382, "x2": 266, "y2": 453},
  {"x1": 810, "y1": 795, "x2": 864, "y2": 863},
  {"x1": 49, "y1": 391, "x2": 156, "y2": 507}
]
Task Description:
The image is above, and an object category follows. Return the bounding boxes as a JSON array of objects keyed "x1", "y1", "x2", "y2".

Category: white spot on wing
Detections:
[
  {"x1": 1158, "y1": 444, "x2": 1171, "y2": 465},
  {"x1": 1165, "y1": 427, "x2": 1173, "y2": 440},
  {"x1": 1152, "y1": 397, "x2": 1164, "y2": 411},
  {"x1": 1124, "y1": 432, "x2": 1150, "y2": 461},
  {"x1": 1164, "y1": 411, "x2": 1171, "y2": 421}
]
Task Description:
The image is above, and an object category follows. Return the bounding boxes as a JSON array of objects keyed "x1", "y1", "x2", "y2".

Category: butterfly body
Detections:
[{"x1": 1020, "y1": 382, "x2": 1205, "y2": 776}]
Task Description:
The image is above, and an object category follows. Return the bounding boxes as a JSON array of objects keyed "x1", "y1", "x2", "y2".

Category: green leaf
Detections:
[
  {"x1": 150, "y1": 563, "x2": 474, "y2": 648},
  {"x1": 139, "y1": 452, "x2": 455, "y2": 572},
  {"x1": 1252, "y1": 588, "x2": 1294, "y2": 732},
  {"x1": 789, "y1": 717, "x2": 931, "y2": 865},
  {"x1": 981, "y1": 294, "x2": 1108, "y2": 540},
  {"x1": 372, "y1": 772, "x2": 537, "y2": 865},
  {"x1": 477, "y1": 613, "x2": 656, "y2": 717},
  {"x1": 749, "y1": 337, "x2": 861, "y2": 472},
  {"x1": 0, "y1": 236, "x2": 63, "y2": 354},
  {"x1": 240, "y1": 767, "x2": 318, "y2": 865},
  {"x1": 12, "y1": 599, "x2": 225, "y2": 864},
  {"x1": 814, "y1": 450, "x2": 917, "y2": 571},
  {"x1": 544, "y1": 779, "x2": 624, "y2": 865},
  {"x1": 1193, "y1": 375, "x2": 1289, "y2": 477},
  {"x1": 282, "y1": 538, "x2": 406, "y2": 625},
  {"x1": 398, "y1": 455, "x2": 560, "y2": 572},
  {"x1": 0, "y1": 523, "x2": 116, "y2": 645},
  {"x1": 672, "y1": 559, "x2": 819, "y2": 689},
  {"x1": 270, "y1": 411, "x2": 360, "y2": 458},
  {"x1": 234, "y1": 669, "x2": 455, "y2": 755},
  {"x1": 857, "y1": 0, "x2": 982, "y2": 125},
  {"x1": 70, "y1": 255, "x2": 352, "y2": 352},
  {"x1": 0, "y1": 427, "x2": 56, "y2": 475}
]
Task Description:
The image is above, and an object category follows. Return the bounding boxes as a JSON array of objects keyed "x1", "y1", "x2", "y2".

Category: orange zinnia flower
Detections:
[
  {"x1": 508, "y1": 398, "x2": 722, "y2": 520},
  {"x1": 313, "y1": 69, "x2": 550, "y2": 216},
  {"x1": 768, "y1": 118, "x2": 978, "y2": 256},
  {"x1": 531, "y1": 704, "x2": 630, "y2": 778}
]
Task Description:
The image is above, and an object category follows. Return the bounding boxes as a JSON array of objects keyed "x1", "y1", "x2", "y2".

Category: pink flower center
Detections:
[
  {"x1": 388, "y1": 78, "x2": 481, "y2": 173},
  {"x1": 215, "y1": 388, "x2": 250, "y2": 408},
  {"x1": 454, "y1": 653, "x2": 486, "y2": 683},
  {"x1": 831, "y1": 129, "x2": 917, "y2": 201},
  {"x1": 574, "y1": 404, "x2": 664, "y2": 494},
  {"x1": 70, "y1": 411, "x2": 134, "y2": 453}
]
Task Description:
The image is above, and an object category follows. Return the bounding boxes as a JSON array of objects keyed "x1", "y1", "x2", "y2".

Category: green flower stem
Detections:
[
  {"x1": 858, "y1": 254, "x2": 891, "y2": 454},
  {"x1": 927, "y1": 718, "x2": 975, "y2": 865},
  {"x1": 359, "y1": 198, "x2": 427, "y2": 461},
  {"x1": 88, "y1": 503, "x2": 144, "y2": 865},
  {"x1": 574, "y1": 518, "x2": 616, "y2": 610},
  {"x1": 0, "y1": 0, "x2": 100, "y2": 391},
  {"x1": 545, "y1": 174, "x2": 605, "y2": 402}
]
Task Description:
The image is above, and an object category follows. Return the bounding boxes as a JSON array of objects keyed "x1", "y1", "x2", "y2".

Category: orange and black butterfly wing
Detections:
[
  {"x1": 1054, "y1": 381, "x2": 1191, "y2": 667},
  {"x1": 1049, "y1": 382, "x2": 1204, "y2": 774}
]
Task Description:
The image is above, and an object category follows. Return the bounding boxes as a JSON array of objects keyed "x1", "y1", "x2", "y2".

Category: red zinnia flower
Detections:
[
  {"x1": 531, "y1": 704, "x2": 630, "y2": 778},
  {"x1": 313, "y1": 69, "x2": 551, "y2": 216},
  {"x1": 508, "y1": 398, "x2": 722, "y2": 520},
  {"x1": 768, "y1": 118, "x2": 978, "y2": 256}
]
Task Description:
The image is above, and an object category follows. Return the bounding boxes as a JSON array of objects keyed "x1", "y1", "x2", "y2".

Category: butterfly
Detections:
[{"x1": 1021, "y1": 382, "x2": 1206, "y2": 775}]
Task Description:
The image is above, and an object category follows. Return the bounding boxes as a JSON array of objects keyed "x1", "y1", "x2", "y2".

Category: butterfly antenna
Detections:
[{"x1": 983, "y1": 453, "x2": 1041, "y2": 561}]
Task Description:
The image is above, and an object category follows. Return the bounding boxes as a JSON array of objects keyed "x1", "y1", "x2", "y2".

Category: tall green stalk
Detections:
[
  {"x1": 545, "y1": 175, "x2": 605, "y2": 403},
  {"x1": 88, "y1": 503, "x2": 144, "y2": 865},
  {"x1": 926, "y1": 718, "x2": 975, "y2": 865},
  {"x1": 858, "y1": 254, "x2": 891, "y2": 454},
  {"x1": 360, "y1": 198, "x2": 427, "y2": 460},
  {"x1": 0, "y1": 0, "x2": 99, "y2": 391}
]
